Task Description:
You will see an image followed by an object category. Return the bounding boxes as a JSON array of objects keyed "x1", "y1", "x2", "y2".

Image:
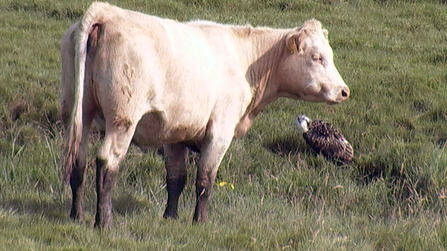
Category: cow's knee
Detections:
[
  {"x1": 193, "y1": 184, "x2": 210, "y2": 223},
  {"x1": 192, "y1": 168, "x2": 224, "y2": 223},
  {"x1": 192, "y1": 135, "x2": 233, "y2": 223}
]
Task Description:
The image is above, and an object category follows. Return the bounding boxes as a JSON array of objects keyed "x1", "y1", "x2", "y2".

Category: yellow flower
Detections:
[{"x1": 218, "y1": 181, "x2": 234, "y2": 190}]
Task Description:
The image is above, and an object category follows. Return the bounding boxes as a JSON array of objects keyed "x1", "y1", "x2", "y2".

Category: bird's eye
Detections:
[{"x1": 312, "y1": 54, "x2": 323, "y2": 65}]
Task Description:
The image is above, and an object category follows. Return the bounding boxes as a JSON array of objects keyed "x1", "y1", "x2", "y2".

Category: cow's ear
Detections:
[
  {"x1": 286, "y1": 31, "x2": 305, "y2": 54},
  {"x1": 323, "y1": 29, "x2": 328, "y2": 39}
]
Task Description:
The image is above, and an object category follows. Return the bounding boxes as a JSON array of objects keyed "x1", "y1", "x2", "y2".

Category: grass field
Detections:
[{"x1": 1, "y1": 0, "x2": 447, "y2": 250}]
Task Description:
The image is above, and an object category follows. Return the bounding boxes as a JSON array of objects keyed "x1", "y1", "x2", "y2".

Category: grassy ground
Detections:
[{"x1": 1, "y1": 0, "x2": 447, "y2": 250}]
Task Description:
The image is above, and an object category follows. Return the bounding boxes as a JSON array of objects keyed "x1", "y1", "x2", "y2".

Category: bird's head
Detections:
[{"x1": 296, "y1": 114, "x2": 311, "y2": 133}]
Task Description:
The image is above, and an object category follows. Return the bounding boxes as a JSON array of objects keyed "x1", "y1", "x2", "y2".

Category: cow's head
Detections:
[{"x1": 276, "y1": 19, "x2": 349, "y2": 104}]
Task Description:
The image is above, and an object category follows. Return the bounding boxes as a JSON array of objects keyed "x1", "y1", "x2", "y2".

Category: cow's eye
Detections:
[{"x1": 311, "y1": 54, "x2": 323, "y2": 65}]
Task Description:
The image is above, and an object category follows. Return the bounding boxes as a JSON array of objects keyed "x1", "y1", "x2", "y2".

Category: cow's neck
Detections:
[{"x1": 234, "y1": 27, "x2": 288, "y2": 138}]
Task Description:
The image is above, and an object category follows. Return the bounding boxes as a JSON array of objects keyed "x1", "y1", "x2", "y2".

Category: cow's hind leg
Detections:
[
  {"x1": 94, "y1": 121, "x2": 138, "y2": 229},
  {"x1": 67, "y1": 99, "x2": 96, "y2": 222},
  {"x1": 163, "y1": 143, "x2": 188, "y2": 219},
  {"x1": 69, "y1": 122, "x2": 91, "y2": 222}
]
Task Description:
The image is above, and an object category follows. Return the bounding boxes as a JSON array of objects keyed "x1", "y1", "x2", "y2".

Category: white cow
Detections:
[{"x1": 60, "y1": 2, "x2": 349, "y2": 229}]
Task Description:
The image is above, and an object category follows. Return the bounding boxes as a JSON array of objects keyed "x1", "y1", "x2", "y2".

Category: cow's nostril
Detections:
[{"x1": 341, "y1": 89, "x2": 349, "y2": 98}]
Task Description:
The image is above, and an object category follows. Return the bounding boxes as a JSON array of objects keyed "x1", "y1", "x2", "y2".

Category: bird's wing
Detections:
[
  {"x1": 304, "y1": 121, "x2": 354, "y2": 163},
  {"x1": 328, "y1": 131, "x2": 354, "y2": 163}
]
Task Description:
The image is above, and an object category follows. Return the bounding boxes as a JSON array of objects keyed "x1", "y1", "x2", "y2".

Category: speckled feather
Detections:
[{"x1": 303, "y1": 119, "x2": 353, "y2": 164}]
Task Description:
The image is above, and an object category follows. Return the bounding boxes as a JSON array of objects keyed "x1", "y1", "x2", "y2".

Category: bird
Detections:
[{"x1": 296, "y1": 114, "x2": 353, "y2": 164}]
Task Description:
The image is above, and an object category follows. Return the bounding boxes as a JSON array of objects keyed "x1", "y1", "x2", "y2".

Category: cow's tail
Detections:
[{"x1": 62, "y1": 3, "x2": 105, "y2": 185}]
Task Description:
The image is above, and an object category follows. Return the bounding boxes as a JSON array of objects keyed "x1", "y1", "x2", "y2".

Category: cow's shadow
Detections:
[
  {"x1": 1, "y1": 196, "x2": 69, "y2": 222},
  {"x1": 113, "y1": 193, "x2": 155, "y2": 216},
  {"x1": 1, "y1": 192, "x2": 153, "y2": 223}
]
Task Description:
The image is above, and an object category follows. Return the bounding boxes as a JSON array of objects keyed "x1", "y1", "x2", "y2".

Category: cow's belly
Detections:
[{"x1": 131, "y1": 111, "x2": 208, "y2": 150}]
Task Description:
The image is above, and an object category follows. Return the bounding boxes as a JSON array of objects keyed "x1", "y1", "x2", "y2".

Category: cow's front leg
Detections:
[
  {"x1": 194, "y1": 136, "x2": 233, "y2": 223},
  {"x1": 163, "y1": 143, "x2": 188, "y2": 219}
]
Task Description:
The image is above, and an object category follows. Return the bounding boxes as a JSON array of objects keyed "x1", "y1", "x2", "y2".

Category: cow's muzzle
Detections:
[{"x1": 328, "y1": 86, "x2": 350, "y2": 104}]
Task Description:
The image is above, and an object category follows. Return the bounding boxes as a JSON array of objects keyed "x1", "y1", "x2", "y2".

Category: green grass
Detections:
[{"x1": 1, "y1": 0, "x2": 447, "y2": 250}]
